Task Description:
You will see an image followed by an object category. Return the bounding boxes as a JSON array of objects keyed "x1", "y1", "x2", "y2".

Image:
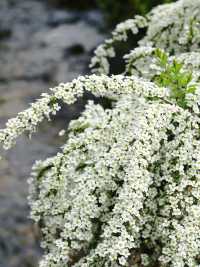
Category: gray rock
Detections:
[
  {"x1": 38, "y1": 21, "x2": 104, "y2": 52},
  {"x1": 47, "y1": 10, "x2": 80, "y2": 27},
  {"x1": 0, "y1": 1, "x2": 105, "y2": 266}
]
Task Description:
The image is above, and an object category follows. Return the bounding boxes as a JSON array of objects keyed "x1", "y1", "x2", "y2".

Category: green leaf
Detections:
[
  {"x1": 153, "y1": 50, "x2": 196, "y2": 109},
  {"x1": 187, "y1": 86, "x2": 196, "y2": 94}
]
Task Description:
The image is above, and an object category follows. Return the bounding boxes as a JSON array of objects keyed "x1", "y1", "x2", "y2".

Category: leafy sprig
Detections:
[{"x1": 154, "y1": 48, "x2": 196, "y2": 108}]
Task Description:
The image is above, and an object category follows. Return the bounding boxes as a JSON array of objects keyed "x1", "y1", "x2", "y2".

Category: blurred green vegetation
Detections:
[
  {"x1": 48, "y1": 0, "x2": 174, "y2": 27},
  {"x1": 47, "y1": 0, "x2": 96, "y2": 10},
  {"x1": 96, "y1": 0, "x2": 174, "y2": 27}
]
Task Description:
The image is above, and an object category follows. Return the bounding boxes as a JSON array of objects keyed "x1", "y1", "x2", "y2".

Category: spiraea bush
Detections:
[
  {"x1": 90, "y1": 0, "x2": 200, "y2": 74},
  {"x1": 1, "y1": 0, "x2": 200, "y2": 266}
]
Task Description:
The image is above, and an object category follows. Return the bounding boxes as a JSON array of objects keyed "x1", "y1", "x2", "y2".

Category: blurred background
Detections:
[{"x1": 0, "y1": 0, "x2": 173, "y2": 266}]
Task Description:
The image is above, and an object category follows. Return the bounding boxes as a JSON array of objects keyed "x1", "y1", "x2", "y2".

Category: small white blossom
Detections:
[{"x1": 1, "y1": 0, "x2": 200, "y2": 266}]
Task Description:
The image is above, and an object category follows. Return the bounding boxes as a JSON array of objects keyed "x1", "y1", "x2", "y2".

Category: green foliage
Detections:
[
  {"x1": 47, "y1": 0, "x2": 174, "y2": 28},
  {"x1": 154, "y1": 49, "x2": 196, "y2": 108},
  {"x1": 96, "y1": 0, "x2": 173, "y2": 27},
  {"x1": 47, "y1": 0, "x2": 96, "y2": 10}
]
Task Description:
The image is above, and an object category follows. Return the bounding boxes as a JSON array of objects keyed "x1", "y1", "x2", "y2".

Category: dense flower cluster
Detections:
[
  {"x1": 0, "y1": 75, "x2": 168, "y2": 150},
  {"x1": 28, "y1": 88, "x2": 200, "y2": 267},
  {"x1": 1, "y1": 73, "x2": 200, "y2": 266},
  {"x1": 90, "y1": 0, "x2": 200, "y2": 75},
  {"x1": 1, "y1": 0, "x2": 200, "y2": 266},
  {"x1": 125, "y1": 49, "x2": 200, "y2": 82}
]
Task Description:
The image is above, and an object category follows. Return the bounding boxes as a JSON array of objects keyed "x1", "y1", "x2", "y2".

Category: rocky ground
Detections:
[{"x1": 0, "y1": 1, "x2": 105, "y2": 266}]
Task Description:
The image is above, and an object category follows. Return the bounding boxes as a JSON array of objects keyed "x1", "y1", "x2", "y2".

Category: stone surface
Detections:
[{"x1": 0, "y1": 1, "x2": 104, "y2": 266}]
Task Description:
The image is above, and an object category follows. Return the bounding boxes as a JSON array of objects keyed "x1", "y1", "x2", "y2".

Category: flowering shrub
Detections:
[
  {"x1": 1, "y1": 0, "x2": 200, "y2": 266},
  {"x1": 90, "y1": 0, "x2": 200, "y2": 74}
]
